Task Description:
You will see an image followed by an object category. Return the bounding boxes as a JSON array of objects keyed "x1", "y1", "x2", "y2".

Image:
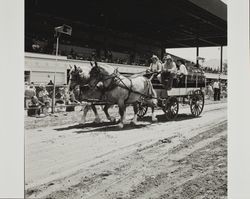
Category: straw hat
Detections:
[
  {"x1": 151, "y1": 55, "x2": 158, "y2": 60},
  {"x1": 163, "y1": 54, "x2": 172, "y2": 61}
]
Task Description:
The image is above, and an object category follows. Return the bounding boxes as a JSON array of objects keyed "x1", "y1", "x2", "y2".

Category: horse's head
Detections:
[
  {"x1": 68, "y1": 65, "x2": 90, "y2": 91},
  {"x1": 88, "y1": 62, "x2": 115, "y2": 88}
]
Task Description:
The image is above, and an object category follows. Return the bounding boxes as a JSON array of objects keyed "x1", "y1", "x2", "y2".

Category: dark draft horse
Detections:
[{"x1": 88, "y1": 62, "x2": 158, "y2": 128}]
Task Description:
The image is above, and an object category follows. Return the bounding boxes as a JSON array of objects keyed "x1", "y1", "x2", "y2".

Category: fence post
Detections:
[{"x1": 52, "y1": 35, "x2": 59, "y2": 113}]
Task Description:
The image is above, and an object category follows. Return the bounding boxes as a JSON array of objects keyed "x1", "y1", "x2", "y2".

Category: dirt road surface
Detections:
[{"x1": 25, "y1": 101, "x2": 227, "y2": 199}]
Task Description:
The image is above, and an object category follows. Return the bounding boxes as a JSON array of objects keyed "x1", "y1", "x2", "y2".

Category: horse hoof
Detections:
[
  {"x1": 93, "y1": 118, "x2": 102, "y2": 123},
  {"x1": 152, "y1": 118, "x2": 158, "y2": 122},
  {"x1": 118, "y1": 123, "x2": 124, "y2": 129},
  {"x1": 130, "y1": 120, "x2": 138, "y2": 126},
  {"x1": 109, "y1": 117, "x2": 116, "y2": 123}
]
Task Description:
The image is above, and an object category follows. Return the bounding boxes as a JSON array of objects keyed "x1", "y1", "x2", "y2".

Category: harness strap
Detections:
[{"x1": 124, "y1": 78, "x2": 132, "y2": 104}]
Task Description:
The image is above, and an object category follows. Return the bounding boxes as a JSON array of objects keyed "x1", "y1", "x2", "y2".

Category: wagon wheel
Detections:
[
  {"x1": 136, "y1": 102, "x2": 148, "y2": 118},
  {"x1": 190, "y1": 90, "x2": 204, "y2": 117},
  {"x1": 162, "y1": 97, "x2": 179, "y2": 120}
]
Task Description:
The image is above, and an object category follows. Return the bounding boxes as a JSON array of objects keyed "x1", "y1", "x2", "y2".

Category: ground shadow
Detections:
[
  {"x1": 54, "y1": 121, "x2": 118, "y2": 131},
  {"x1": 138, "y1": 113, "x2": 200, "y2": 123},
  {"x1": 54, "y1": 113, "x2": 199, "y2": 133},
  {"x1": 74, "y1": 123, "x2": 149, "y2": 134}
]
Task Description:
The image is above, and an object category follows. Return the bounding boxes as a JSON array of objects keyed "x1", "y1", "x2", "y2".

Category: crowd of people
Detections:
[
  {"x1": 24, "y1": 82, "x2": 80, "y2": 117},
  {"x1": 206, "y1": 80, "x2": 227, "y2": 101}
]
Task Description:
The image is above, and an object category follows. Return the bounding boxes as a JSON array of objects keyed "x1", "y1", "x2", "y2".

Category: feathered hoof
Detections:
[
  {"x1": 118, "y1": 123, "x2": 124, "y2": 129},
  {"x1": 79, "y1": 121, "x2": 86, "y2": 125},
  {"x1": 108, "y1": 116, "x2": 116, "y2": 123},
  {"x1": 152, "y1": 117, "x2": 158, "y2": 123},
  {"x1": 93, "y1": 118, "x2": 102, "y2": 123},
  {"x1": 130, "y1": 120, "x2": 138, "y2": 126}
]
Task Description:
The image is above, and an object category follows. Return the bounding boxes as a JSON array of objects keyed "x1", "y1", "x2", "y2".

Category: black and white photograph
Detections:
[
  {"x1": 4, "y1": 0, "x2": 250, "y2": 198},
  {"x1": 22, "y1": 0, "x2": 229, "y2": 198}
]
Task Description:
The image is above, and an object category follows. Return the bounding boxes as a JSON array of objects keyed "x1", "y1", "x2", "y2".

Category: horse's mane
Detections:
[{"x1": 97, "y1": 63, "x2": 116, "y2": 74}]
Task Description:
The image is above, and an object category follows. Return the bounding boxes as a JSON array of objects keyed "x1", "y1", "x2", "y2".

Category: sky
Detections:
[{"x1": 165, "y1": 46, "x2": 227, "y2": 67}]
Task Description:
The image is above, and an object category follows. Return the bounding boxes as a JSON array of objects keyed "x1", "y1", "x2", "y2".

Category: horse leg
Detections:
[
  {"x1": 80, "y1": 104, "x2": 90, "y2": 124},
  {"x1": 151, "y1": 106, "x2": 157, "y2": 122},
  {"x1": 131, "y1": 103, "x2": 138, "y2": 125},
  {"x1": 91, "y1": 104, "x2": 101, "y2": 123},
  {"x1": 103, "y1": 105, "x2": 116, "y2": 122},
  {"x1": 118, "y1": 102, "x2": 126, "y2": 129}
]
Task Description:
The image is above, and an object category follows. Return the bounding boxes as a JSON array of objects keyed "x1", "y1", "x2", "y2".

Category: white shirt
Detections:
[
  {"x1": 162, "y1": 61, "x2": 177, "y2": 73},
  {"x1": 213, "y1": 82, "x2": 220, "y2": 89},
  {"x1": 149, "y1": 61, "x2": 162, "y2": 72},
  {"x1": 178, "y1": 64, "x2": 188, "y2": 75}
]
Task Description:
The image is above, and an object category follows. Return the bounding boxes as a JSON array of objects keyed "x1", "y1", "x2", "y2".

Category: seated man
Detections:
[
  {"x1": 176, "y1": 59, "x2": 188, "y2": 87},
  {"x1": 27, "y1": 96, "x2": 44, "y2": 116},
  {"x1": 145, "y1": 55, "x2": 162, "y2": 81},
  {"x1": 161, "y1": 55, "x2": 177, "y2": 90},
  {"x1": 38, "y1": 84, "x2": 51, "y2": 114}
]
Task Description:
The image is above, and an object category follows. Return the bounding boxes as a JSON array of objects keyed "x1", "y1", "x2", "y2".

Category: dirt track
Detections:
[{"x1": 25, "y1": 101, "x2": 227, "y2": 199}]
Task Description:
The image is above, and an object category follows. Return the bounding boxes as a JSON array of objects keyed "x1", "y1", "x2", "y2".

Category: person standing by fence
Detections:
[{"x1": 213, "y1": 79, "x2": 220, "y2": 101}]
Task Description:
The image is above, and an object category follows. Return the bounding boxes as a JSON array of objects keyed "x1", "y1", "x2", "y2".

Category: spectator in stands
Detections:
[
  {"x1": 70, "y1": 48, "x2": 76, "y2": 59},
  {"x1": 161, "y1": 55, "x2": 177, "y2": 90},
  {"x1": 29, "y1": 82, "x2": 36, "y2": 93},
  {"x1": 177, "y1": 60, "x2": 188, "y2": 87},
  {"x1": 48, "y1": 80, "x2": 54, "y2": 85},
  {"x1": 107, "y1": 50, "x2": 113, "y2": 62}
]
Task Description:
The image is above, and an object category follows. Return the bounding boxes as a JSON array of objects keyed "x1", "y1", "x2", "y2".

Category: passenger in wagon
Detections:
[
  {"x1": 146, "y1": 55, "x2": 162, "y2": 81},
  {"x1": 161, "y1": 55, "x2": 177, "y2": 90},
  {"x1": 177, "y1": 59, "x2": 188, "y2": 87}
]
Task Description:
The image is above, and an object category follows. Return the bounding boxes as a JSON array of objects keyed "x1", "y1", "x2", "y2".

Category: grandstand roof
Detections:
[{"x1": 26, "y1": 0, "x2": 227, "y2": 48}]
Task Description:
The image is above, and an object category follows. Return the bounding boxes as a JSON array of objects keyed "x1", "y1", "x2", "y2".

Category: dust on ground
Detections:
[{"x1": 25, "y1": 100, "x2": 227, "y2": 199}]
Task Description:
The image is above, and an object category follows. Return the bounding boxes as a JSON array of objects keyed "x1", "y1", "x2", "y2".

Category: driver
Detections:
[{"x1": 147, "y1": 55, "x2": 162, "y2": 81}]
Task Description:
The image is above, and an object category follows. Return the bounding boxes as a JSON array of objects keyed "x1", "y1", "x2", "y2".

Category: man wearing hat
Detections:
[
  {"x1": 161, "y1": 55, "x2": 177, "y2": 90},
  {"x1": 147, "y1": 55, "x2": 162, "y2": 81},
  {"x1": 149, "y1": 55, "x2": 162, "y2": 72}
]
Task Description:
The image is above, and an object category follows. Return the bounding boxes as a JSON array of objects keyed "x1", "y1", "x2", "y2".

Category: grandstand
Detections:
[{"x1": 25, "y1": 0, "x2": 227, "y2": 84}]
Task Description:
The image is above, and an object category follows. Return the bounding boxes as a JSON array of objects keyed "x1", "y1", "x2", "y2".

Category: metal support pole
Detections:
[
  {"x1": 52, "y1": 35, "x2": 59, "y2": 114},
  {"x1": 220, "y1": 46, "x2": 223, "y2": 73},
  {"x1": 161, "y1": 46, "x2": 165, "y2": 60},
  {"x1": 196, "y1": 46, "x2": 199, "y2": 67}
]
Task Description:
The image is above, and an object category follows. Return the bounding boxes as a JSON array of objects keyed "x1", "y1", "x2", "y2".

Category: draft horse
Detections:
[{"x1": 88, "y1": 62, "x2": 158, "y2": 128}]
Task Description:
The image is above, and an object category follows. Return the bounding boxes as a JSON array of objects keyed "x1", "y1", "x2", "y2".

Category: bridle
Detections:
[
  {"x1": 89, "y1": 67, "x2": 120, "y2": 91},
  {"x1": 89, "y1": 66, "x2": 135, "y2": 103}
]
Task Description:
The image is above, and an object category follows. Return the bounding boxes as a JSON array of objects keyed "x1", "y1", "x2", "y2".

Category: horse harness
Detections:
[{"x1": 92, "y1": 70, "x2": 134, "y2": 104}]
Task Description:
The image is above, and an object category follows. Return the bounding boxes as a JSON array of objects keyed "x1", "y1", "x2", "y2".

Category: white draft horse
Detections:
[
  {"x1": 88, "y1": 62, "x2": 158, "y2": 128},
  {"x1": 68, "y1": 65, "x2": 115, "y2": 124}
]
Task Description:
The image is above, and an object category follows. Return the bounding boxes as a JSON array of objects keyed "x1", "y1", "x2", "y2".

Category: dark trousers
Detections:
[
  {"x1": 214, "y1": 88, "x2": 220, "y2": 101},
  {"x1": 178, "y1": 75, "x2": 186, "y2": 87},
  {"x1": 161, "y1": 71, "x2": 173, "y2": 90}
]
